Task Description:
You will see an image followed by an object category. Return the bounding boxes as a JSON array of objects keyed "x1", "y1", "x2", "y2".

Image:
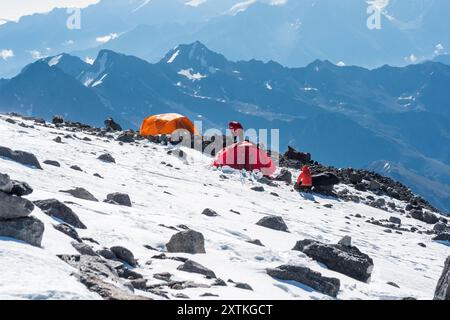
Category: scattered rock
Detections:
[
  {"x1": 202, "y1": 208, "x2": 219, "y2": 217},
  {"x1": 418, "y1": 243, "x2": 426, "y2": 248},
  {"x1": 0, "y1": 173, "x2": 13, "y2": 193},
  {"x1": 54, "y1": 223, "x2": 82, "y2": 242},
  {"x1": 212, "y1": 279, "x2": 227, "y2": 286},
  {"x1": 235, "y1": 282, "x2": 253, "y2": 291},
  {"x1": 110, "y1": 246, "x2": 138, "y2": 267},
  {"x1": 34, "y1": 199, "x2": 86, "y2": 229},
  {"x1": 251, "y1": 186, "x2": 265, "y2": 192},
  {"x1": 293, "y1": 239, "x2": 374, "y2": 282},
  {"x1": 434, "y1": 256, "x2": 450, "y2": 300},
  {"x1": 166, "y1": 230, "x2": 206, "y2": 254},
  {"x1": 60, "y1": 187, "x2": 98, "y2": 202},
  {"x1": 154, "y1": 272, "x2": 172, "y2": 282},
  {"x1": 52, "y1": 115, "x2": 64, "y2": 125},
  {"x1": 117, "y1": 133, "x2": 135, "y2": 143},
  {"x1": 70, "y1": 165, "x2": 83, "y2": 172},
  {"x1": 98, "y1": 153, "x2": 116, "y2": 163},
  {"x1": 43, "y1": 160, "x2": 61, "y2": 167},
  {"x1": 387, "y1": 282, "x2": 400, "y2": 288},
  {"x1": 256, "y1": 216, "x2": 288, "y2": 232},
  {"x1": 177, "y1": 260, "x2": 217, "y2": 278},
  {"x1": 0, "y1": 192, "x2": 34, "y2": 220},
  {"x1": 10, "y1": 180, "x2": 33, "y2": 197},
  {"x1": 72, "y1": 242, "x2": 97, "y2": 256},
  {"x1": 267, "y1": 265, "x2": 340, "y2": 298},
  {"x1": 434, "y1": 222, "x2": 447, "y2": 233},
  {"x1": 337, "y1": 236, "x2": 352, "y2": 247},
  {"x1": 389, "y1": 216, "x2": 402, "y2": 225},
  {"x1": 104, "y1": 193, "x2": 132, "y2": 207},
  {"x1": 97, "y1": 248, "x2": 117, "y2": 260},
  {"x1": 0, "y1": 146, "x2": 42, "y2": 169},
  {"x1": 53, "y1": 136, "x2": 63, "y2": 143},
  {"x1": 130, "y1": 279, "x2": 147, "y2": 290},
  {"x1": 410, "y1": 209, "x2": 439, "y2": 224},
  {"x1": 0, "y1": 217, "x2": 44, "y2": 247},
  {"x1": 433, "y1": 233, "x2": 450, "y2": 242},
  {"x1": 247, "y1": 239, "x2": 264, "y2": 247},
  {"x1": 274, "y1": 169, "x2": 292, "y2": 184}
]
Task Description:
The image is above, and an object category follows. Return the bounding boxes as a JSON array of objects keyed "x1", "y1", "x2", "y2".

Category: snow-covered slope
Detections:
[{"x1": 0, "y1": 114, "x2": 448, "y2": 300}]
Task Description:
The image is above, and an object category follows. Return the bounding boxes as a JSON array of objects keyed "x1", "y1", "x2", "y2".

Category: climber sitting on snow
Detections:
[{"x1": 295, "y1": 165, "x2": 313, "y2": 191}]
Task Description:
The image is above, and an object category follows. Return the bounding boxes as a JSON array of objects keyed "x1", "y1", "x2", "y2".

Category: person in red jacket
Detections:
[
  {"x1": 229, "y1": 121, "x2": 244, "y2": 143},
  {"x1": 295, "y1": 165, "x2": 313, "y2": 191}
]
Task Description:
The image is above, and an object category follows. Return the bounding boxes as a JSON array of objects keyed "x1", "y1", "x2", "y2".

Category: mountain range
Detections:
[
  {"x1": 1, "y1": 0, "x2": 450, "y2": 78},
  {"x1": 1, "y1": 41, "x2": 450, "y2": 213}
]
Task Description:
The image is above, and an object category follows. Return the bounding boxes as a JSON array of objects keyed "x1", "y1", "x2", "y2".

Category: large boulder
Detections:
[
  {"x1": 434, "y1": 256, "x2": 450, "y2": 300},
  {"x1": 104, "y1": 193, "x2": 132, "y2": 207},
  {"x1": 60, "y1": 187, "x2": 98, "y2": 202},
  {"x1": 410, "y1": 209, "x2": 439, "y2": 224},
  {"x1": 110, "y1": 246, "x2": 138, "y2": 267},
  {"x1": 10, "y1": 180, "x2": 33, "y2": 197},
  {"x1": 0, "y1": 217, "x2": 44, "y2": 247},
  {"x1": 256, "y1": 216, "x2": 288, "y2": 232},
  {"x1": 267, "y1": 265, "x2": 340, "y2": 298},
  {"x1": 177, "y1": 260, "x2": 217, "y2": 278},
  {"x1": 312, "y1": 172, "x2": 340, "y2": 187},
  {"x1": 0, "y1": 192, "x2": 34, "y2": 220},
  {"x1": 0, "y1": 146, "x2": 42, "y2": 169},
  {"x1": 293, "y1": 239, "x2": 374, "y2": 282},
  {"x1": 166, "y1": 230, "x2": 206, "y2": 254},
  {"x1": 34, "y1": 199, "x2": 86, "y2": 229}
]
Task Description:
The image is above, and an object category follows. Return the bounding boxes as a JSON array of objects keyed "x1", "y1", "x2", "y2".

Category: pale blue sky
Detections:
[{"x1": 0, "y1": 0, "x2": 99, "y2": 21}]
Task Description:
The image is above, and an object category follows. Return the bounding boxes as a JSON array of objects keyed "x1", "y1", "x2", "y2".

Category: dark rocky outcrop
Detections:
[
  {"x1": 54, "y1": 223, "x2": 82, "y2": 242},
  {"x1": 274, "y1": 168, "x2": 292, "y2": 184},
  {"x1": 267, "y1": 265, "x2": 340, "y2": 298},
  {"x1": 98, "y1": 153, "x2": 116, "y2": 163},
  {"x1": 166, "y1": 230, "x2": 206, "y2": 254},
  {"x1": 434, "y1": 256, "x2": 450, "y2": 300},
  {"x1": 104, "y1": 118, "x2": 122, "y2": 132},
  {"x1": 34, "y1": 199, "x2": 86, "y2": 229},
  {"x1": 410, "y1": 209, "x2": 439, "y2": 224},
  {"x1": 110, "y1": 246, "x2": 138, "y2": 267},
  {"x1": 0, "y1": 146, "x2": 42, "y2": 169},
  {"x1": 293, "y1": 239, "x2": 374, "y2": 282},
  {"x1": 256, "y1": 216, "x2": 288, "y2": 232},
  {"x1": 0, "y1": 192, "x2": 34, "y2": 220}
]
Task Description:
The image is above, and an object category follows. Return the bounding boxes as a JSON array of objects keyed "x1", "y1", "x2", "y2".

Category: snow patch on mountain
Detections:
[
  {"x1": 178, "y1": 69, "x2": 207, "y2": 81},
  {"x1": 167, "y1": 50, "x2": 180, "y2": 64}
]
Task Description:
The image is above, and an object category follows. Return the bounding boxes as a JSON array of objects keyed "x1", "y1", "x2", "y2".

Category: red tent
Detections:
[{"x1": 213, "y1": 141, "x2": 276, "y2": 176}]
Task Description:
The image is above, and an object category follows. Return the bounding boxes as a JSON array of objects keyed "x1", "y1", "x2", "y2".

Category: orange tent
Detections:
[
  {"x1": 140, "y1": 113, "x2": 199, "y2": 136},
  {"x1": 213, "y1": 141, "x2": 276, "y2": 176}
]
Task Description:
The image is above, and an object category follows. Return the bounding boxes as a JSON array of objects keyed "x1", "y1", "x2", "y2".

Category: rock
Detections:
[
  {"x1": 177, "y1": 260, "x2": 217, "y2": 278},
  {"x1": 267, "y1": 265, "x2": 340, "y2": 298},
  {"x1": 5, "y1": 118, "x2": 16, "y2": 124},
  {"x1": 110, "y1": 246, "x2": 138, "y2": 267},
  {"x1": 247, "y1": 239, "x2": 264, "y2": 247},
  {"x1": 72, "y1": 242, "x2": 97, "y2": 256},
  {"x1": 10, "y1": 180, "x2": 33, "y2": 197},
  {"x1": 434, "y1": 256, "x2": 450, "y2": 300},
  {"x1": 54, "y1": 223, "x2": 82, "y2": 242},
  {"x1": 53, "y1": 136, "x2": 63, "y2": 143},
  {"x1": 93, "y1": 173, "x2": 103, "y2": 179},
  {"x1": 70, "y1": 165, "x2": 83, "y2": 172},
  {"x1": 434, "y1": 222, "x2": 447, "y2": 233},
  {"x1": 97, "y1": 248, "x2": 117, "y2": 260},
  {"x1": 130, "y1": 279, "x2": 147, "y2": 290},
  {"x1": 337, "y1": 236, "x2": 352, "y2": 247},
  {"x1": 284, "y1": 147, "x2": 311, "y2": 163},
  {"x1": 104, "y1": 118, "x2": 122, "y2": 132},
  {"x1": 256, "y1": 215, "x2": 288, "y2": 232},
  {"x1": 0, "y1": 146, "x2": 42, "y2": 169},
  {"x1": 43, "y1": 160, "x2": 61, "y2": 167},
  {"x1": 202, "y1": 208, "x2": 219, "y2": 217},
  {"x1": 0, "y1": 173, "x2": 13, "y2": 193},
  {"x1": 117, "y1": 133, "x2": 135, "y2": 143},
  {"x1": 418, "y1": 243, "x2": 426, "y2": 248},
  {"x1": 0, "y1": 192, "x2": 34, "y2": 220},
  {"x1": 371, "y1": 198, "x2": 386, "y2": 209},
  {"x1": 389, "y1": 216, "x2": 402, "y2": 225},
  {"x1": 166, "y1": 230, "x2": 206, "y2": 254},
  {"x1": 34, "y1": 199, "x2": 86, "y2": 229},
  {"x1": 213, "y1": 279, "x2": 227, "y2": 286},
  {"x1": 116, "y1": 266, "x2": 143, "y2": 280},
  {"x1": 235, "y1": 282, "x2": 253, "y2": 291},
  {"x1": 433, "y1": 233, "x2": 450, "y2": 242},
  {"x1": 60, "y1": 187, "x2": 98, "y2": 202},
  {"x1": 52, "y1": 115, "x2": 64, "y2": 125},
  {"x1": 154, "y1": 272, "x2": 172, "y2": 282},
  {"x1": 274, "y1": 169, "x2": 292, "y2": 184},
  {"x1": 312, "y1": 172, "x2": 339, "y2": 188},
  {"x1": 387, "y1": 282, "x2": 400, "y2": 288},
  {"x1": 0, "y1": 217, "x2": 44, "y2": 247},
  {"x1": 251, "y1": 186, "x2": 265, "y2": 192},
  {"x1": 104, "y1": 193, "x2": 132, "y2": 207},
  {"x1": 368, "y1": 180, "x2": 381, "y2": 191},
  {"x1": 410, "y1": 210, "x2": 439, "y2": 224},
  {"x1": 349, "y1": 173, "x2": 363, "y2": 184},
  {"x1": 98, "y1": 153, "x2": 116, "y2": 163},
  {"x1": 293, "y1": 239, "x2": 374, "y2": 282}
]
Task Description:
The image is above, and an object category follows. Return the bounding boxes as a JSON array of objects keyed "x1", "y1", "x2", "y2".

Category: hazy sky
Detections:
[{"x1": 0, "y1": 0, "x2": 99, "y2": 21}]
